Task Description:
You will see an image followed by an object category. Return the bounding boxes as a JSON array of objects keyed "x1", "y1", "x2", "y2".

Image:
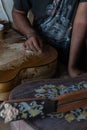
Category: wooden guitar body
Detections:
[{"x1": 0, "y1": 42, "x2": 58, "y2": 100}]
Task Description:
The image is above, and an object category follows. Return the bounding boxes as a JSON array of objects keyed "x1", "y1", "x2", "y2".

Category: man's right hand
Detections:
[
  {"x1": 12, "y1": 9, "x2": 43, "y2": 52},
  {"x1": 23, "y1": 33, "x2": 43, "y2": 53}
]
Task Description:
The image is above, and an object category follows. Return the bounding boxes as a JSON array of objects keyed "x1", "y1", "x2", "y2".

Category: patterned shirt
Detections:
[{"x1": 13, "y1": 0, "x2": 87, "y2": 48}]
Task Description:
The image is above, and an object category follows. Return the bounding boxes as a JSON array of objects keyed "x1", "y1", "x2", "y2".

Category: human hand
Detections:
[{"x1": 23, "y1": 33, "x2": 43, "y2": 53}]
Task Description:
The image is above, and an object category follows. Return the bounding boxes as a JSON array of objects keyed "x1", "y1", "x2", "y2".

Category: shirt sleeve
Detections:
[{"x1": 13, "y1": 0, "x2": 31, "y2": 13}]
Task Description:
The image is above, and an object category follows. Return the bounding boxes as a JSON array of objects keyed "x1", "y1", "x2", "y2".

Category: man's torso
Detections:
[{"x1": 13, "y1": 0, "x2": 87, "y2": 48}]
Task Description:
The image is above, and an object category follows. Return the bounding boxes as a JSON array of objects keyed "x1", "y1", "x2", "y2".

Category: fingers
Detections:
[
  {"x1": 23, "y1": 35, "x2": 43, "y2": 52},
  {"x1": 32, "y1": 37, "x2": 42, "y2": 52},
  {"x1": 24, "y1": 41, "x2": 37, "y2": 52},
  {"x1": 24, "y1": 40, "x2": 41, "y2": 52},
  {"x1": 38, "y1": 38, "x2": 43, "y2": 51}
]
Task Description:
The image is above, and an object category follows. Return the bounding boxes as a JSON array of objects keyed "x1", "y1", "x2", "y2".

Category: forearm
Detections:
[
  {"x1": 12, "y1": 9, "x2": 35, "y2": 37},
  {"x1": 12, "y1": 9, "x2": 43, "y2": 52},
  {"x1": 69, "y1": 3, "x2": 87, "y2": 68}
]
